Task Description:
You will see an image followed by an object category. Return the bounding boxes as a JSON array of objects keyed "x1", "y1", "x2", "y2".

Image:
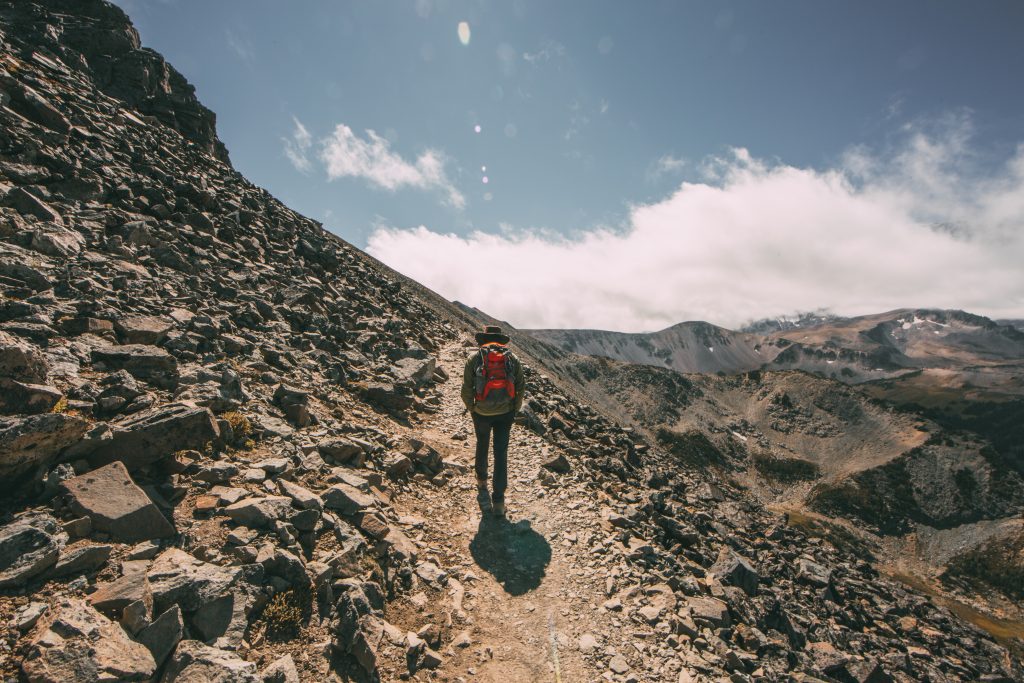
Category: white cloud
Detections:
[
  {"x1": 366, "y1": 116, "x2": 1024, "y2": 331},
  {"x1": 523, "y1": 41, "x2": 566, "y2": 65},
  {"x1": 320, "y1": 124, "x2": 465, "y2": 209},
  {"x1": 225, "y1": 28, "x2": 255, "y2": 64},
  {"x1": 647, "y1": 154, "x2": 686, "y2": 181},
  {"x1": 282, "y1": 117, "x2": 313, "y2": 173}
]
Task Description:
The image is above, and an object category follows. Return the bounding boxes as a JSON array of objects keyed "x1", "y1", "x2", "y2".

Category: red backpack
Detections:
[{"x1": 474, "y1": 343, "x2": 516, "y2": 407}]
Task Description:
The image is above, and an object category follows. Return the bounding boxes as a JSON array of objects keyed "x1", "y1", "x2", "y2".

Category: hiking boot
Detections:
[{"x1": 492, "y1": 501, "x2": 505, "y2": 517}]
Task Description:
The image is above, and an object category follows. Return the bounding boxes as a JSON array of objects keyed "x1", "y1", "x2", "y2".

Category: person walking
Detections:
[{"x1": 461, "y1": 325, "x2": 525, "y2": 517}]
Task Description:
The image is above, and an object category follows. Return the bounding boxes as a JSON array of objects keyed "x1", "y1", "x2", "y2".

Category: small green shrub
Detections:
[{"x1": 262, "y1": 590, "x2": 304, "y2": 640}]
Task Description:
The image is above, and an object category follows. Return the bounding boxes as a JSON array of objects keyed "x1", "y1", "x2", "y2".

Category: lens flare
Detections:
[
  {"x1": 482, "y1": 176, "x2": 489, "y2": 184},
  {"x1": 457, "y1": 21, "x2": 471, "y2": 46},
  {"x1": 474, "y1": 124, "x2": 482, "y2": 133},
  {"x1": 481, "y1": 165, "x2": 487, "y2": 172}
]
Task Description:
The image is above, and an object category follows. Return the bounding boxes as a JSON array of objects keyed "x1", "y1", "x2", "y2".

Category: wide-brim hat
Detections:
[{"x1": 475, "y1": 325, "x2": 510, "y2": 345}]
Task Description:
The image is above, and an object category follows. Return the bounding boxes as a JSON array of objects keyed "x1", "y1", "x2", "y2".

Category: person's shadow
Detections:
[{"x1": 469, "y1": 505, "x2": 551, "y2": 596}]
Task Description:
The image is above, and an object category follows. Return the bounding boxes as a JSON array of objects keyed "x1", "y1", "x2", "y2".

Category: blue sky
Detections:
[{"x1": 114, "y1": 1, "x2": 1024, "y2": 330}]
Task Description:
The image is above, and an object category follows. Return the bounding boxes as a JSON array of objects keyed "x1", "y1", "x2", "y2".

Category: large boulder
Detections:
[
  {"x1": 0, "y1": 378, "x2": 63, "y2": 415},
  {"x1": 115, "y1": 315, "x2": 174, "y2": 345},
  {"x1": 21, "y1": 598, "x2": 156, "y2": 682},
  {"x1": 391, "y1": 356, "x2": 436, "y2": 388},
  {"x1": 710, "y1": 547, "x2": 759, "y2": 596},
  {"x1": 87, "y1": 402, "x2": 219, "y2": 470},
  {"x1": 61, "y1": 461, "x2": 175, "y2": 542},
  {"x1": 29, "y1": 223, "x2": 85, "y2": 257},
  {"x1": 160, "y1": 640, "x2": 259, "y2": 683},
  {"x1": 137, "y1": 605, "x2": 184, "y2": 668},
  {"x1": 0, "y1": 512, "x2": 65, "y2": 588},
  {"x1": 91, "y1": 344, "x2": 178, "y2": 387},
  {"x1": 363, "y1": 381, "x2": 414, "y2": 411},
  {"x1": 0, "y1": 330, "x2": 49, "y2": 382},
  {"x1": 147, "y1": 548, "x2": 240, "y2": 614},
  {"x1": 0, "y1": 413, "x2": 90, "y2": 481},
  {"x1": 322, "y1": 484, "x2": 374, "y2": 516},
  {"x1": 273, "y1": 384, "x2": 313, "y2": 427},
  {"x1": 223, "y1": 496, "x2": 293, "y2": 529}
]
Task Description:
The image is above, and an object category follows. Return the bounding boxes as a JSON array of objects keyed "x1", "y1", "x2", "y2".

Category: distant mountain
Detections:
[
  {"x1": 528, "y1": 308, "x2": 1024, "y2": 398},
  {"x1": 526, "y1": 321, "x2": 783, "y2": 375}
]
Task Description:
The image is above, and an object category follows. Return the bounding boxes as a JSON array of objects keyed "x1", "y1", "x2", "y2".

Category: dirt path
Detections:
[{"x1": 383, "y1": 343, "x2": 623, "y2": 683}]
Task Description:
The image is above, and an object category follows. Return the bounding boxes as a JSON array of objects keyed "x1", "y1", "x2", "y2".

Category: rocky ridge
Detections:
[{"x1": 0, "y1": 1, "x2": 1021, "y2": 682}]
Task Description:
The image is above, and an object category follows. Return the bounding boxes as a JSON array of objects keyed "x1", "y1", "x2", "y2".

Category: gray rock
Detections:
[
  {"x1": 384, "y1": 452, "x2": 413, "y2": 478},
  {"x1": 4, "y1": 186, "x2": 63, "y2": 223},
  {"x1": 224, "y1": 495, "x2": 294, "y2": 529},
  {"x1": 318, "y1": 437, "x2": 363, "y2": 464},
  {"x1": 277, "y1": 479, "x2": 322, "y2": 510},
  {"x1": 88, "y1": 569, "x2": 152, "y2": 620},
  {"x1": 686, "y1": 596, "x2": 730, "y2": 628},
  {"x1": 262, "y1": 654, "x2": 300, "y2": 683},
  {"x1": 0, "y1": 413, "x2": 90, "y2": 481},
  {"x1": 193, "y1": 589, "x2": 248, "y2": 648},
  {"x1": 363, "y1": 381, "x2": 414, "y2": 411},
  {"x1": 21, "y1": 598, "x2": 156, "y2": 682},
  {"x1": 137, "y1": 605, "x2": 184, "y2": 667},
  {"x1": 710, "y1": 546, "x2": 759, "y2": 596},
  {"x1": 542, "y1": 453, "x2": 572, "y2": 473},
  {"x1": 88, "y1": 402, "x2": 220, "y2": 470},
  {"x1": 797, "y1": 557, "x2": 833, "y2": 587},
  {"x1": 62, "y1": 461, "x2": 175, "y2": 542},
  {"x1": 322, "y1": 483, "x2": 374, "y2": 515},
  {"x1": 48, "y1": 543, "x2": 112, "y2": 578},
  {"x1": 0, "y1": 512, "x2": 64, "y2": 588},
  {"x1": 161, "y1": 640, "x2": 259, "y2": 682},
  {"x1": 30, "y1": 224, "x2": 84, "y2": 257},
  {"x1": 15, "y1": 602, "x2": 48, "y2": 631},
  {"x1": 115, "y1": 315, "x2": 175, "y2": 345},
  {"x1": 92, "y1": 344, "x2": 178, "y2": 387},
  {"x1": 392, "y1": 356, "x2": 436, "y2": 387},
  {"x1": 0, "y1": 378, "x2": 63, "y2": 414},
  {"x1": 147, "y1": 548, "x2": 241, "y2": 614},
  {"x1": 0, "y1": 330, "x2": 49, "y2": 382}
]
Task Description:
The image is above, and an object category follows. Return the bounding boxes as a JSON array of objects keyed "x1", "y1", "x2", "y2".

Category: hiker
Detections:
[{"x1": 462, "y1": 325, "x2": 525, "y2": 517}]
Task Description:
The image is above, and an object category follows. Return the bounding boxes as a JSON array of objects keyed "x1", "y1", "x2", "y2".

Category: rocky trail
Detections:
[
  {"x1": 0, "y1": 2, "x2": 1021, "y2": 682},
  {"x1": 379, "y1": 341, "x2": 633, "y2": 683}
]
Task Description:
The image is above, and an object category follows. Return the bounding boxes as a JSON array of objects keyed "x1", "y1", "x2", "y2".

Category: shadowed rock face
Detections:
[{"x1": 0, "y1": 0, "x2": 229, "y2": 164}]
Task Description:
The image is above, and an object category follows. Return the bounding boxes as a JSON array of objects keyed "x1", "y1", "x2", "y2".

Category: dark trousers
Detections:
[{"x1": 472, "y1": 410, "x2": 515, "y2": 503}]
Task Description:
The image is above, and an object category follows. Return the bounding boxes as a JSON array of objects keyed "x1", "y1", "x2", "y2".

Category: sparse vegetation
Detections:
[
  {"x1": 261, "y1": 589, "x2": 305, "y2": 640},
  {"x1": 808, "y1": 460, "x2": 920, "y2": 534},
  {"x1": 752, "y1": 452, "x2": 820, "y2": 483},
  {"x1": 785, "y1": 509, "x2": 877, "y2": 560},
  {"x1": 222, "y1": 410, "x2": 252, "y2": 444},
  {"x1": 49, "y1": 396, "x2": 68, "y2": 413},
  {"x1": 656, "y1": 428, "x2": 727, "y2": 468},
  {"x1": 943, "y1": 532, "x2": 1024, "y2": 600}
]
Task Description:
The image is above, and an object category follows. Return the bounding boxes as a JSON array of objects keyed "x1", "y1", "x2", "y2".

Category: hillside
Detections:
[
  {"x1": 527, "y1": 322, "x2": 780, "y2": 375},
  {"x1": 0, "y1": 2, "x2": 1021, "y2": 683}
]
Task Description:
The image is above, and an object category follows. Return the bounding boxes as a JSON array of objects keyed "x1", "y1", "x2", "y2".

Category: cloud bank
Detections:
[{"x1": 366, "y1": 117, "x2": 1024, "y2": 331}]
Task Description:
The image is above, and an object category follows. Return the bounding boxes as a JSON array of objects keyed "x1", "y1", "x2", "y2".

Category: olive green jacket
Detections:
[{"x1": 461, "y1": 348, "x2": 525, "y2": 416}]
